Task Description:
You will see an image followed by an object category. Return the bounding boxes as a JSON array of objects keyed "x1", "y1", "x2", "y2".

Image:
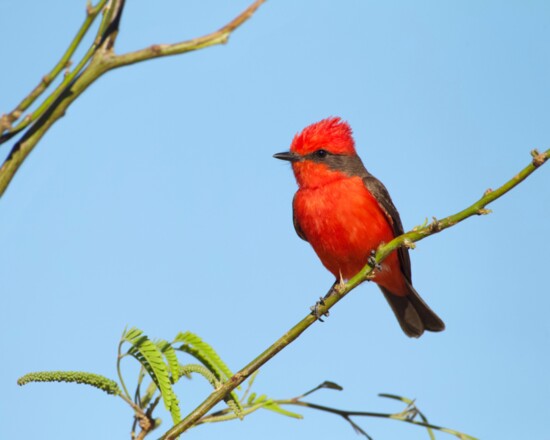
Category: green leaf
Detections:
[
  {"x1": 253, "y1": 394, "x2": 268, "y2": 404},
  {"x1": 179, "y1": 364, "x2": 220, "y2": 388},
  {"x1": 17, "y1": 371, "x2": 120, "y2": 396},
  {"x1": 319, "y1": 380, "x2": 343, "y2": 391},
  {"x1": 123, "y1": 327, "x2": 181, "y2": 424},
  {"x1": 379, "y1": 393, "x2": 412, "y2": 404},
  {"x1": 177, "y1": 362, "x2": 242, "y2": 421},
  {"x1": 263, "y1": 402, "x2": 304, "y2": 419},
  {"x1": 156, "y1": 339, "x2": 181, "y2": 383},
  {"x1": 225, "y1": 391, "x2": 244, "y2": 420},
  {"x1": 174, "y1": 331, "x2": 233, "y2": 381}
]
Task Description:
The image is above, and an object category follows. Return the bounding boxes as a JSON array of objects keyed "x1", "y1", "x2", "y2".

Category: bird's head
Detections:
[{"x1": 274, "y1": 117, "x2": 365, "y2": 188}]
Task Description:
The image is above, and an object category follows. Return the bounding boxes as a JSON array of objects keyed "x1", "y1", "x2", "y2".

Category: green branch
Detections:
[
  {"x1": 0, "y1": 0, "x2": 109, "y2": 136},
  {"x1": 160, "y1": 149, "x2": 549, "y2": 439},
  {"x1": 0, "y1": 0, "x2": 266, "y2": 197},
  {"x1": 109, "y1": 0, "x2": 265, "y2": 69}
]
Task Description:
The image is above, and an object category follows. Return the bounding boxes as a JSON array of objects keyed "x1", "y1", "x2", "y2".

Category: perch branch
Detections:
[{"x1": 160, "y1": 148, "x2": 549, "y2": 439}]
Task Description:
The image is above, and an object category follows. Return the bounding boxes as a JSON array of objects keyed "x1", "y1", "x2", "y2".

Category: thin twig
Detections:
[
  {"x1": 108, "y1": 0, "x2": 266, "y2": 69},
  {"x1": 0, "y1": 0, "x2": 109, "y2": 136},
  {"x1": 285, "y1": 400, "x2": 477, "y2": 440}
]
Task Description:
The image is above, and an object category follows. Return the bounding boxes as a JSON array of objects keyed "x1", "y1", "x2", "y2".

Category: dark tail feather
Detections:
[{"x1": 380, "y1": 281, "x2": 445, "y2": 338}]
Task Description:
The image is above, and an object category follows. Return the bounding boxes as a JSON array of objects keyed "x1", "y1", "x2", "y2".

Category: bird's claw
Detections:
[
  {"x1": 368, "y1": 250, "x2": 382, "y2": 272},
  {"x1": 310, "y1": 297, "x2": 330, "y2": 322}
]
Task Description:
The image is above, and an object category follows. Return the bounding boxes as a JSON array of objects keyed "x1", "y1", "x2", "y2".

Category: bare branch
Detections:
[
  {"x1": 0, "y1": 0, "x2": 109, "y2": 138},
  {"x1": 108, "y1": 0, "x2": 266, "y2": 69},
  {"x1": 0, "y1": 0, "x2": 266, "y2": 196}
]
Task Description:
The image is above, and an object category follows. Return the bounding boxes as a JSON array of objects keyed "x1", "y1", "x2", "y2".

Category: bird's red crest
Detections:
[{"x1": 290, "y1": 117, "x2": 356, "y2": 155}]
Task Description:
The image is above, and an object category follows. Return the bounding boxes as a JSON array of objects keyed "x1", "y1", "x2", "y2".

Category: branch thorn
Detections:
[
  {"x1": 429, "y1": 217, "x2": 441, "y2": 232},
  {"x1": 477, "y1": 208, "x2": 492, "y2": 215}
]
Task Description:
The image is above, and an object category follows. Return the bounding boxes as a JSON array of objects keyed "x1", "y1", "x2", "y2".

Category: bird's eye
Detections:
[{"x1": 315, "y1": 149, "x2": 328, "y2": 159}]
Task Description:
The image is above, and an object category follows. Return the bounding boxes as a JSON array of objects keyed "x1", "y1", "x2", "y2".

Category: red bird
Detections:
[{"x1": 274, "y1": 117, "x2": 445, "y2": 337}]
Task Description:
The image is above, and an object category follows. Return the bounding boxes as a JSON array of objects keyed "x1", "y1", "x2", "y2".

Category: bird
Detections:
[{"x1": 273, "y1": 117, "x2": 445, "y2": 337}]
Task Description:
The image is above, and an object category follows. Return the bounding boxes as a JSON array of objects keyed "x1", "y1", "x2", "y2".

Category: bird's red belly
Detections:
[{"x1": 294, "y1": 177, "x2": 406, "y2": 294}]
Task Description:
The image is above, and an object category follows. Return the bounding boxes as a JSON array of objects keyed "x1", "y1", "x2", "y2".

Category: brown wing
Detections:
[
  {"x1": 363, "y1": 174, "x2": 445, "y2": 337},
  {"x1": 292, "y1": 194, "x2": 308, "y2": 242},
  {"x1": 362, "y1": 174, "x2": 412, "y2": 283}
]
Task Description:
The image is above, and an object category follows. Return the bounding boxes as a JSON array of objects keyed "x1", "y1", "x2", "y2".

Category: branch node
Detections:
[
  {"x1": 334, "y1": 278, "x2": 347, "y2": 294},
  {"x1": 531, "y1": 149, "x2": 547, "y2": 167},
  {"x1": 138, "y1": 413, "x2": 153, "y2": 431},
  {"x1": 412, "y1": 218, "x2": 429, "y2": 231},
  {"x1": 63, "y1": 60, "x2": 73, "y2": 77},
  {"x1": 428, "y1": 217, "x2": 441, "y2": 233},
  {"x1": 477, "y1": 208, "x2": 492, "y2": 216},
  {"x1": 150, "y1": 44, "x2": 163, "y2": 55},
  {"x1": 403, "y1": 239, "x2": 416, "y2": 250},
  {"x1": 483, "y1": 188, "x2": 493, "y2": 196},
  {"x1": 0, "y1": 114, "x2": 12, "y2": 132}
]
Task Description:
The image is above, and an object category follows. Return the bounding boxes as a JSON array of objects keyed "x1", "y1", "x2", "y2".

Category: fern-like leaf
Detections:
[
  {"x1": 123, "y1": 328, "x2": 181, "y2": 424},
  {"x1": 225, "y1": 392, "x2": 244, "y2": 420},
  {"x1": 178, "y1": 363, "x2": 242, "y2": 420},
  {"x1": 156, "y1": 339, "x2": 181, "y2": 384},
  {"x1": 17, "y1": 371, "x2": 120, "y2": 396},
  {"x1": 174, "y1": 331, "x2": 233, "y2": 381},
  {"x1": 179, "y1": 364, "x2": 221, "y2": 388}
]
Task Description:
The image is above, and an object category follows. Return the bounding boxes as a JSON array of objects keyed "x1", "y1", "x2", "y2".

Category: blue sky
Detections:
[{"x1": 1, "y1": 1, "x2": 549, "y2": 439}]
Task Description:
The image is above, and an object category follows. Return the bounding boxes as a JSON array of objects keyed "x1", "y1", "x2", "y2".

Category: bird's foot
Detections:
[
  {"x1": 368, "y1": 250, "x2": 382, "y2": 272},
  {"x1": 310, "y1": 297, "x2": 330, "y2": 322}
]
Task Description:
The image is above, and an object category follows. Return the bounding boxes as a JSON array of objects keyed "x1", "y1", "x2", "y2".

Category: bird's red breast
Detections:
[{"x1": 293, "y1": 172, "x2": 407, "y2": 296}]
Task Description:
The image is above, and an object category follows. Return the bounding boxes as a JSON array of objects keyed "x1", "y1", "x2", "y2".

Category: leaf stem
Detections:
[{"x1": 117, "y1": 338, "x2": 133, "y2": 401}]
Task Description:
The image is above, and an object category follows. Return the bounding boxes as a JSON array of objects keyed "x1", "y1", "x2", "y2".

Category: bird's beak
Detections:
[{"x1": 273, "y1": 151, "x2": 300, "y2": 162}]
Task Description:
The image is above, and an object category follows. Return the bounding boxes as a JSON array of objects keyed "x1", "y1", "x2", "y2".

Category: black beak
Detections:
[{"x1": 273, "y1": 151, "x2": 300, "y2": 162}]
